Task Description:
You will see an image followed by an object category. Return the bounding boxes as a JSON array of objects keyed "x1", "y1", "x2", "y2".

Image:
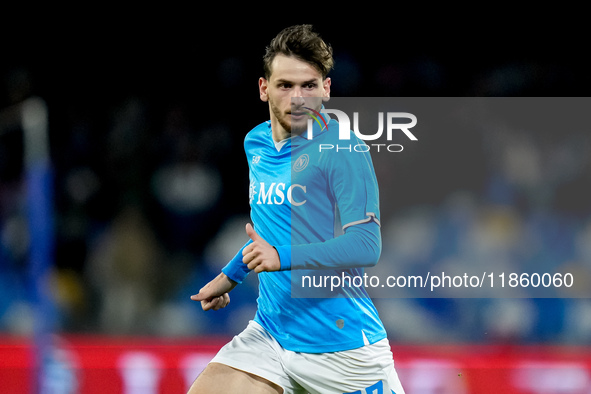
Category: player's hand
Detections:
[
  {"x1": 190, "y1": 273, "x2": 237, "y2": 311},
  {"x1": 242, "y1": 223, "x2": 281, "y2": 273}
]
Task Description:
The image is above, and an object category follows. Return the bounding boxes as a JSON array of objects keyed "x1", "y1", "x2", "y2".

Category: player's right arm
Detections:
[
  {"x1": 190, "y1": 239, "x2": 253, "y2": 311},
  {"x1": 190, "y1": 272, "x2": 237, "y2": 311}
]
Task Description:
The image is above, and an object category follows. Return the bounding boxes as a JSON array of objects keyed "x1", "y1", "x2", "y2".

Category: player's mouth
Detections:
[{"x1": 289, "y1": 111, "x2": 308, "y2": 121}]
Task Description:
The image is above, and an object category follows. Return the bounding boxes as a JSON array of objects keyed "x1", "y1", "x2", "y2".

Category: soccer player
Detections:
[{"x1": 188, "y1": 25, "x2": 405, "y2": 394}]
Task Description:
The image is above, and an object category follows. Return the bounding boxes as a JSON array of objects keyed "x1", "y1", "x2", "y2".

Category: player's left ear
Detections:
[
  {"x1": 259, "y1": 77, "x2": 269, "y2": 102},
  {"x1": 322, "y1": 77, "x2": 331, "y2": 102}
]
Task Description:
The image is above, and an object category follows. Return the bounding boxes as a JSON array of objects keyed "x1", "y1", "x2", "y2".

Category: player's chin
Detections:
[{"x1": 288, "y1": 119, "x2": 308, "y2": 135}]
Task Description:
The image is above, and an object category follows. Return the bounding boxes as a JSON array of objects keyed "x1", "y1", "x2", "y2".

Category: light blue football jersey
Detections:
[{"x1": 224, "y1": 111, "x2": 387, "y2": 353}]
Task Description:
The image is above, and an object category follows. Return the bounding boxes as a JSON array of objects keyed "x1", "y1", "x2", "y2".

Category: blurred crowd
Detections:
[{"x1": 1, "y1": 28, "x2": 591, "y2": 346}]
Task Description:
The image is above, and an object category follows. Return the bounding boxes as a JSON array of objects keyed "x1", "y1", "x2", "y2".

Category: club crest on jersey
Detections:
[{"x1": 293, "y1": 154, "x2": 309, "y2": 172}]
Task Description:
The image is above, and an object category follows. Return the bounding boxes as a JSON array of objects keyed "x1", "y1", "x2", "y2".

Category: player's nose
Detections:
[{"x1": 291, "y1": 94, "x2": 305, "y2": 106}]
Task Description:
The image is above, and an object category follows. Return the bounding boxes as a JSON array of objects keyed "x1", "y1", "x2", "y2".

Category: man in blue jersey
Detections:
[{"x1": 188, "y1": 25, "x2": 405, "y2": 394}]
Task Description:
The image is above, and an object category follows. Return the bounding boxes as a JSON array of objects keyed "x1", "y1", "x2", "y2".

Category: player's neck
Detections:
[{"x1": 271, "y1": 120, "x2": 290, "y2": 143}]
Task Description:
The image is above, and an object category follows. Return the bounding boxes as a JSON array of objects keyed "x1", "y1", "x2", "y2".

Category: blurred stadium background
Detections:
[{"x1": 1, "y1": 13, "x2": 591, "y2": 393}]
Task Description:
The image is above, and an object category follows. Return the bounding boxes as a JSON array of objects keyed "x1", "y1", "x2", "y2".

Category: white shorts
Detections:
[{"x1": 210, "y1": 320, "x2": 406, "y2": 394}]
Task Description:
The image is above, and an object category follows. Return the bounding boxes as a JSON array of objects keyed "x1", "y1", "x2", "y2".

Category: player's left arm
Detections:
[
  {"x1": 278, "y1": 133, "x2": 382, "y2": 270},
  {"x1": 243, "y1": 135, "x2": 382, "y2": 273},
  {"x1": 242, "y1": 220, "x2": 380, "y2": 272}
]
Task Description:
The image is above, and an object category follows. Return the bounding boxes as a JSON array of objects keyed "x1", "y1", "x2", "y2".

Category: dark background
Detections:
[{"x1": 1, "y1": 10, "x2": 590, "y2": 343}]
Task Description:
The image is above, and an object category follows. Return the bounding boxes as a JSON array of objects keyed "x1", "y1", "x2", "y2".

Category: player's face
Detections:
[{"x1": 259, "y1": 54, "x2": 331, "y2": 141}]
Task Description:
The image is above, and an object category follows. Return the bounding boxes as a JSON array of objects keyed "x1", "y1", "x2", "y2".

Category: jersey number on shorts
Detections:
[{"x1": 345, "y1": 380, "x2": 392, "y2": 394}]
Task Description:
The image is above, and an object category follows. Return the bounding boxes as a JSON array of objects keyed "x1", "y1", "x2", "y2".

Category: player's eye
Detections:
[
  {"x1": 278, "y1": 83, "x2": 292, "y2": 89},
  {"x1": 303, "y1": 83, "x2": 317, "y2": 89}
]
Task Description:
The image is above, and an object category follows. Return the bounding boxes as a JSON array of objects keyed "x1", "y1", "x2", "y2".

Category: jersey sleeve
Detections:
[
  {"x1": 275, "y1": 220, "x2": 381, "y2": 270},
  {"x1": 221, "y1": 239, "x2": 253, "y2": 283},
  {"x1": 326, "y1": 135, "x2": 381, "y2": 230},
  {"x1": 221, "y1": 127, "x2": 257, "y2": 283}
]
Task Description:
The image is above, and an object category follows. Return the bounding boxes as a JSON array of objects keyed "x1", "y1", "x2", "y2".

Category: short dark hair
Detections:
[{"x1": 263, "y1": 24, "x2": 334, "y2": 80}]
